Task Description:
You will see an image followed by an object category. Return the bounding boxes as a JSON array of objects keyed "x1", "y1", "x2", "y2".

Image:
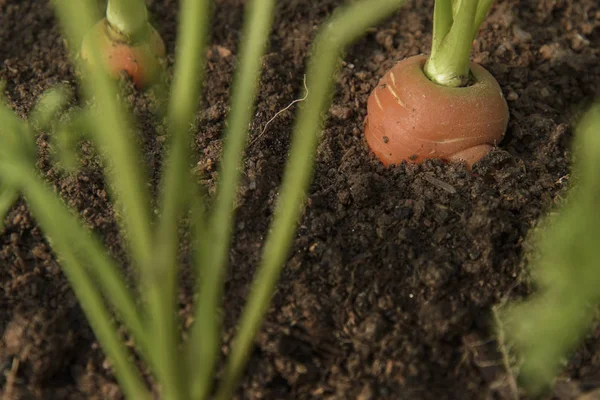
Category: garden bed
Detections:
[{"x1": 1, "y1": 0, "x2": 599, "y2": 398}]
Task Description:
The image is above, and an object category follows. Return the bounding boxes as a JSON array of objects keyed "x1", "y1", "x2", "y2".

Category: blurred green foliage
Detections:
[{"x1": 500, "y1": 103, "x2": 600, "y2": 395}]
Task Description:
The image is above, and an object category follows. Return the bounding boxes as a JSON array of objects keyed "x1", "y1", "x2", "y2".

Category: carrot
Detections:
[
  {"x1": 364, "y1": 54, "x2": 508, "y2": 167},
  {"x1": 80, "y1": 0, "x2": 165, "y2": 89},
  {"x1": 364, "y1": 0, "x2": 509, "y2": 168}
]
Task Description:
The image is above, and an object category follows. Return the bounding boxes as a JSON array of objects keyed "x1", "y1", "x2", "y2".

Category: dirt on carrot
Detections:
[{"x1": 1, "y1": 0, "x2": 599, "y2": 399}]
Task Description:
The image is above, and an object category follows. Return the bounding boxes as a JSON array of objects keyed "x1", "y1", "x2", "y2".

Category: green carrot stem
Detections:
[
  {"x1": 425, "y1": 0, "x2": 477, "y2": 87},
  {"x1": 501, "y1": 104, "x2": 600, "y2": 394},
  {"x1": 213, "y1": 0, "x2": 406, "y2": 398},
  {"x1": 187, "y1": 0, "x2": 277, "y2": 397},
  {"x1": 106, "y1": 0, "x2": 149, "y2": 38},
  {"x1": 0, "y1": 161, "x2": 150, "y2": 400},
  {"x1": 425, "y1": 0, "x2": 495, "y2": 87},
  {"x1": 431, "y1": 0, "x2": 453, "y2": 55},
  {"x1": 52, "y1": 0, "x2": 153, "y2": 276},
  {"x1": 146, "y1": 0, "x2": 211, "y2": 397},
  {"x1": 473, "y1": 0, "x2": 494, "y2": 37},
  {"x1": 0, "y1": 117, "x2": 155, "y2": 376}
]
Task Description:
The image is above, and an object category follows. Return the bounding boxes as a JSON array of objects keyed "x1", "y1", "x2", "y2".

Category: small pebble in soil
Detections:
[
  {"x1": 512, "y1": 25, "x2": 532, "y2": 43},
  {"x1": 506, "y1": 90, "x2": 519, "y2": 101},
  {"x1": 329, "y1": 104, "x2": 353, "y2": 120}
]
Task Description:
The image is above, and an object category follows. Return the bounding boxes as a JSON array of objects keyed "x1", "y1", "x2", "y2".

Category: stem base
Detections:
[{"x1": 80, "y1": 19, "x2": 166, "y2": 89}]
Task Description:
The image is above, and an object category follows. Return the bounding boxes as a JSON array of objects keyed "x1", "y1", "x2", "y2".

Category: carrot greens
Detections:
[
  {"x1": 106, "y1": 0, "x2": 149, "y2": 38},
  {"x1": 425, "y1": 0, "x2": 495, "y2": 87},
  {"x1": 500, "y1": 104, "x2": 600, "y2": 395}
]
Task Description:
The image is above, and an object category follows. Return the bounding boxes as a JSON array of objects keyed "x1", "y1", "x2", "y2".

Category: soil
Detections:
[{"x1": 1, "y1": 0, "x2": 600, "y2": 399}]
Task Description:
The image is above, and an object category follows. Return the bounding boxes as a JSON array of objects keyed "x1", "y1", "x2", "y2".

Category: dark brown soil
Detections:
[{"x1": 1, "y1": 0, "x2": 600, "y2": 399}]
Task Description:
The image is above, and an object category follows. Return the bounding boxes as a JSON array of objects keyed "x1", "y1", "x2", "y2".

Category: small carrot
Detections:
[
  {"x1": 364, "y1": 0, "x2": 509, "y2": 168},
  {"x1": 80, "y1": 0, "x2": 165, "y2": 89}
]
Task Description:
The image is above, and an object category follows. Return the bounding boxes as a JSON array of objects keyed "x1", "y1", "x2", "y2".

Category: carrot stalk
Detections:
[
  {"x1": 106, "y1": 0, "x2": 149, "y2": 38},
  {"x1": 213, "y1": 0, "x2": 407, "y2": 398},
  {"x1": 425, "y1": 0, "x2": 495, "y2": 87},
  {"x1": 473, "y1": 0, "x2": 494, "y2": 36},
  {"x1": 430, "y1": 0, "x2": 453, "y2": 56},
  {"x1": 149, "y1": 0, "x2": 211, "y2": 398}
]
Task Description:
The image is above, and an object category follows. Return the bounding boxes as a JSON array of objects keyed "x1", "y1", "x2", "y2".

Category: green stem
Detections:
[
  {"x1": 0, "y1": 142, "x2": 155, "y2": 376},
  {"x1": 500, "y1": 104, "x2": 600, "y2": 394},
  {"x1": 451, "y1": 0, "x2": 460, "y2": 19},
  {"x1": 473, "y1": 0, "x2": 494, "y2": 37},
  {"x1": 187, "y1": 0, "x2": 277, "y2": 397},
  {"x1": 0, "y1": 161, "x2": 150, "y2": 400},
  {"x1": 2, "y1": 93, "x2": 153, "y2": 369},
  {"x1": 425, "y1": 0, "x2": 478, "y2": 87},
  {"x1": 431, "y1": 0, "x2": 453, "y2": 55},
  {"x1": 106, "y1": 0, "x2": 149, "y2": 38},
  {"x1": 1, "y1": 101, "x2": 153, "y2": 374},
  {"x1": 214, "y1": 0, "x2": 406, "y2": 398},
  {"x1": 148, "y1": 0, "x2": 211, "y2": 398},
  {"x1": 52, "y1": 0, "x2": 153, "y2": 273}
]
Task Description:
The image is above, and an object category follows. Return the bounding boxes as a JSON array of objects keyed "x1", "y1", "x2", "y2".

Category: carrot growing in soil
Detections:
[
  {"x1": 80, "y1": 0, "x2": 166, "y2": 88},
  {"x1": 365, "y1": 0, "x2": 509, "y2": 168}
]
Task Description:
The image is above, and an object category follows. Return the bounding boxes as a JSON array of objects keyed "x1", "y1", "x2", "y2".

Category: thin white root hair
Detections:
[{"x1": 250, "y1": 75, "x2": 308, "y2": 148}]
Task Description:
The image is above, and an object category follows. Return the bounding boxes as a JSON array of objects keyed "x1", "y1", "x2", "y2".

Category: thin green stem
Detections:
[
  {"x1": 106, "y1": 0, "x2": 149, "y2": 38},
  {"x1": 188, "y1": 0, "x2": 277, "y2": 397},
  {"x1": 188, "y1": 188, "x2": 211, "y2": 397},
  {"x1": 451, "y1": 0, "x2": 460, "y2": 19},
  {"x1": 0, "y1": 111, "x2": 153, "y2": 373},
  {"x1": 41, "y1": 185, "x2": 152, "y2": 366},
  {"x1": 578, "y1": 104, "x2": 600, "y2": 183},
  {"x1": 0, "y1": 161, "x2": 150, "y2": 400},
  {"x1": 500, "y1": 104, "x2": 600, "y2": 394},
  {"x1": 431, "y1": 0, "x2": 453, "y2": 55},
  {"x1": 56, "y1": 255, "x2": 149, "y2": 400},
  {"x1": 425, "y1": 0, "x2": 478, "y2": 87},
  {"x1": 148, "y1": 0, "x2": 211, "y2": 398},
  {"x1": 214, "y1": 0, "x2": 406, "y2": 398},
  {"x1": 473, "y1": 0, "x2": 494, "y2": 37},
  {"x1": 52, "y1": 0, "x2": 153, "y2": 272}
]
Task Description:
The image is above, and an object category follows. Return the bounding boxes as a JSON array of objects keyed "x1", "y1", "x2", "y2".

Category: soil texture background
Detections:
[{"x1": 1, "y1": 0, "x2": 600, "y2": 399}]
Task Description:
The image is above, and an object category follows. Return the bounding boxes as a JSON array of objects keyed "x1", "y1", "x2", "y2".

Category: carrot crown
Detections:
[
  {"x1": 106, "y1": 0, "x2": 149, "y2": 40},
  {"x1": 424, "y1": 0, "x2": 495, "y2": 87}
]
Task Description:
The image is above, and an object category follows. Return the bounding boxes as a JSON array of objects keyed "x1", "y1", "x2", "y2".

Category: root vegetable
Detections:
[
  {"x1": 80, "y1": 19, "x2": 165, "y2": 89},
  {"x1": 364, "y1": 54, "x2": 508, "y2": 168},
  {"x1": 364, "y1": 0, "x2": 509, "y2": 169}
]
